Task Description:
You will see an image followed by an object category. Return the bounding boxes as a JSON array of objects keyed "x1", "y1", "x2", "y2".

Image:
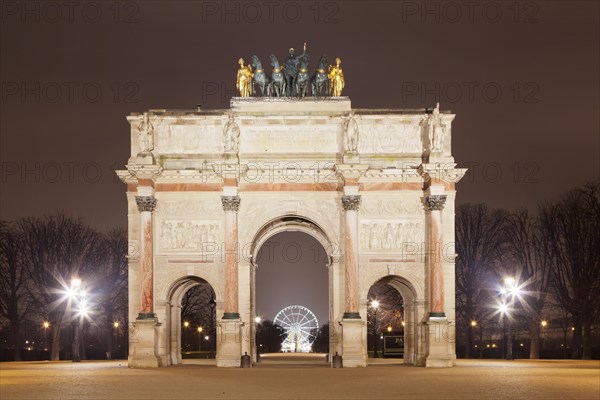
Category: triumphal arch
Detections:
[{"x1": 118, "y1": 95, "x2": 465, "y2": 368}]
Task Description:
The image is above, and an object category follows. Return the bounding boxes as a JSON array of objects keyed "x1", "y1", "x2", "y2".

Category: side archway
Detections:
[
  {"x1": 361, "y1": 273, "x2": 426, "y2": 365},
  {"x1": 164, "y1": 276, "x2": 219, "y2": 365}
]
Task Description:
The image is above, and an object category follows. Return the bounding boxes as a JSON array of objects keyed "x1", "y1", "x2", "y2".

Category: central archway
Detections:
[{"x1": 249, "y1": 215, "x2": 338, "y2": 362}]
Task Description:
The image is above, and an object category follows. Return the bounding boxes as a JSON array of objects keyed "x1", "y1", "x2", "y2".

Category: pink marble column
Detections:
[
  {"x1": 221, "y1": 195, "x2": 240, "y2": 319},
  {"x1": 425, "y1": 195, "x2": 446, "y2": 318},
  {"x1": 342, "y1": 195, "x2": 361, "y2": 319},
  {"x1": 136, "y1": 195, "x2": 157, "y2": 319}
]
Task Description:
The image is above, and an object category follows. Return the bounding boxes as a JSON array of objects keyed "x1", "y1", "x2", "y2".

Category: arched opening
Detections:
[
  {"x1": 367, "y1": 281, "x2": 405, "y2": 360},
  {"x1": 250, "y1": 216, "x2": 334, "y2": 363},
  {"x1": 166, "y1": 276, "x2": 217, "y2": 365},
  {"x1": 364, "y1": 275, "x2": 421, "y2": 365}
]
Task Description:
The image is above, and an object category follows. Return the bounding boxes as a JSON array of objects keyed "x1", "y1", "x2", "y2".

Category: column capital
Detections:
[
  {"x1": 135, "y1": 196, "x2": 156, "y2": 212},
  {"x1": 342, "y1": 195, "x2": 361, "y2": 211},
  {"x1": 425, "y1": 195, "x2": 446, "y2": 211},
  {"x1": 221, "y1": 195, "x2": 241, "y2": 212}
]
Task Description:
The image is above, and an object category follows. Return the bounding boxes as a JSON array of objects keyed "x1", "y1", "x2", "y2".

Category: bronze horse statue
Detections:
[
  {"x1": 310, "y1": 54, "x2": 329, "y2": 97},
  {"x1": 251, "y1": 55, "x2": 270, "y2": 96},
  {"x1": 295, "y1": 55, "x2": 310, "y2": 98},
  {"x1": 268, "y1": 54, "x2": 286, "y2": 97}
]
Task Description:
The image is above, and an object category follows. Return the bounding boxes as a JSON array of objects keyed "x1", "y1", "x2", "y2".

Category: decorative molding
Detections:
[
  {"x1": 425, "y1": 195, "x2": 447, "y2": 211},
  {"x1": 342, "y1": 195, "x2": 361, "y2": 211},
  {"x1": 221, "y1": 195, "x2": 241, "y2": 212},
  {"x1": 136, "y1": 196, "x2": 157, "y2": 212},
  {"x1": 360, "y1": 221, "x2": 423, "y2": 250},
  {"x1": 159, "y1": 220, "x2": 220, "y2": 251}
]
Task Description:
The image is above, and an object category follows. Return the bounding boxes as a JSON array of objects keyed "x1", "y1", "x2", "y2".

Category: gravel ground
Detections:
[{"x1": 1, "y1": 359, "x2": 598, "y2": 400}]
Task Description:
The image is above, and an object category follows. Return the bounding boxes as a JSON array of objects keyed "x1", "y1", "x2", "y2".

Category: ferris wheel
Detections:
[{"x1": 273, "y1": 305, "x2": 319, "y2": 353}]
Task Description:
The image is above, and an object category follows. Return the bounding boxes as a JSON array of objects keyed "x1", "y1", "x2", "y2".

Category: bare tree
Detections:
[
  {"x1": 0, "y1": 222, "x2": 36, "y2": 361},
  {"x1": 181, "y1": 282, "x2": 217, "y2": 353},
  {"x1": 91, "y1": 228, "x2": 128, "y2": 359},
  {"x1": 18, "y1": 214, "x2": 100, "y2": 360},
  {"x1": 367, "y1": 282, "x2": 404, "y2": 357},
  {"x1": 503, "y1": 209, "x2": 552, "y2": 359},
  {"x1": 455, "y1": 204, "x2": 506, "y2": 358},
  {"x1": 541, "y1": 180, "x2": 600, "y2": 359}
]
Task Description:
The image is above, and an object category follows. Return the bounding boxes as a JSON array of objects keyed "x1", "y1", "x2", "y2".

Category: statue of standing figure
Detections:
[
  {"x1": 342, "y1": 111, "x2": 359, "y2": 153},
  {"x1": 430, "y1": 102, "x2": 446, "y2": 153},
  {"x1": 236, "y1": 58, "x2": 253, "y2": 97},
  {"x1": 328, "y1": 57, "x2": 345, "y2": 96},
  {"x1": 223, "y1": 114, "x2": 240, "y2": 153},
  {"x1": 137, "y1": 112, "x2": 154, "y2": 154},
  {"x1": 283, "y1": 42, "x2": 307, "y2": 96}
]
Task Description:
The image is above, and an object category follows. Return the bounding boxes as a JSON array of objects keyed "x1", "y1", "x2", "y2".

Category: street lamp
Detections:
[
  {"x1": 113, "y1": 321, "x2": 120, "y2": 359},
  {"x1": 197, "y1": 327, "x2": 203, "y2": 351},
  {"x1": 370, "y1": 299, "x2": 380, "y2": 358},
  {"x1": 42, "y1": 321, "x2": 50, "y2": 353},
  {"x1": 183, "y1": 321, "x2": 189, "y2": 351},
  {"x1": 499, "y1": 277, "x2": 520, "y2": 360},
  {"x1": 68, "y1": 278, "x2": 87, "y2": 363}
]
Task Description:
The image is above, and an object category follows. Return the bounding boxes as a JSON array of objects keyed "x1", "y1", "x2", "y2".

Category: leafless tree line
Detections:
[
  {"x1": 0, "y1": 214, "x2": 127, "y2": 361},
  {"x1": 456, "y1": 179, "x2": 600, "y2": 359}
]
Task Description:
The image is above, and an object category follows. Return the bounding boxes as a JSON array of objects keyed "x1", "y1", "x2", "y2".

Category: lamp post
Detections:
[
  {"x1": 113, "y1": 321, "x2": 120, "y2": 358},
  {"x1": 541, "y1": 320, "x2": 547, "y2": 356},
  {"x1": 68, "y1": 278, "x2": 88, "y2": 363},
  {"x1": 197, "y1": 327, "x2": 203, "y2": 352},
  {"x1": 370, "y1": 300, "x2": 380, "y2": 358},
  {"x1": 499, "y1": 277, "x2": 520, "y2": 360},
  {"x1": 183, "y1": 321, "x2": 189, "y2": 351}
]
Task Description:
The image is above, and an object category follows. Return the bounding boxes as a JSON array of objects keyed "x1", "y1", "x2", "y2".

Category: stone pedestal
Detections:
[
  {"x1": 424, "y1": 317, "x2": 454, "y2": 368},
  {"x1": 128, "y1": 318, "x2": 161, "y2": 368},
  {"x1": 340, "y1": 318, "x2": 366, "y2": 367},
  {"x1": 216, "y1": 319, "x2": 242, "y2": 367}
]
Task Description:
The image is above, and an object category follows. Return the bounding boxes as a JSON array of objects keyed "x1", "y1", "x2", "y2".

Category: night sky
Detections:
[{"x1": 1, "y1": 2, "x2": 598, "y2": 312}]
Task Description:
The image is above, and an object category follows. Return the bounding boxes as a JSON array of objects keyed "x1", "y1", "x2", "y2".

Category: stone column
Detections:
[
  {"x1": 217, "y1": 195, "x2": 242, "y2": 367},
  {"x1": 129, "y1": 194, "x2": 161, "y2": 368},
  {"x1": 342, "y1": 195, "x2": 361, "y2": 319},
  {"x1": 221, "y1": 195, "x2": 241, "y2": 319},
  {"x1": 425, "y1": 195, "x2": 446, "y2": 318},
  {"x1": 135, "y1": 195, "x2": 157, "y2": 319}
]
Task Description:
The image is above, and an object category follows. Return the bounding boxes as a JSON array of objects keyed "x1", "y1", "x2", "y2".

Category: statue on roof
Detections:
[
  {"x1": 328, "y1": 57, "x2": 345, "y2": 97},
  {"x1": 236, "y1": 58, "x2": 253, "y2": 97}
]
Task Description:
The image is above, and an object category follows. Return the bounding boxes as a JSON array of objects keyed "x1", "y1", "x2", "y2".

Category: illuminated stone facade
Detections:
[{"x1": 117, "y1": 97, "x2": 465, "y2": 368}]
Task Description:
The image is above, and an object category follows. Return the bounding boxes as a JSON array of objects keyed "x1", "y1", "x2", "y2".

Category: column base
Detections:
[
  {"x1": 424, "y1": 317, "x2": 454, "y2": 368},
  {"x1": 128, "y1": 318, "x2": 161, "y2": 368},
  {"x1": 340, "y1": 318, "x2": 366, "y2": 367},
  {"x1": 216, "y1": 318, "x2": 242, "y2": 367},
  {"x1": 343, "y1": 312, "x2": 361, "y2": 319}
]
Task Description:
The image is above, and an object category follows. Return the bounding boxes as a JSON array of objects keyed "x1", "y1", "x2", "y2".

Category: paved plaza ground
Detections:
[{"x1": 1, "y1": 357, "x2": 598, "y2": 400}]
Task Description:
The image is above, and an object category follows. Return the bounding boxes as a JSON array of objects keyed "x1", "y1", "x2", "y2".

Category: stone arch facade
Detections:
[{"x1": 118, "y1": 97, "x2": 465, "y2": 368}]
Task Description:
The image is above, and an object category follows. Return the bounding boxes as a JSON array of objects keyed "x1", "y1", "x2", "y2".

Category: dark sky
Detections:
[
  {"x1": 255, "y1": 232, "x2": 328, "y2": 324},
  {"x1": 1, "y1": 1, "x2": 598, "y2": 230}
]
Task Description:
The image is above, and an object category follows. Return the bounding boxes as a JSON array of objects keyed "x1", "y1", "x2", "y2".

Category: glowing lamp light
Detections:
[
  {"x1": 183, "y1": 321, "x2": 189, "y2": 328},
  {"x1": 498, "y1": 302, "x2": 509, "y2": 314},
  {"x1": 204, "y1": 335, "x2": 209, "y2": 341},
  {"x1": 43, "y1": 321, "x2": 50, "y2": 329},
  {"x1": 541, "y1": 320, "x2": 548, "y2": 328},
  {"x1": 255, "y1": 316, "x2": 261, "y2": 324},
  {"x1": 387, "y1": 326, "x2": 392, "y2": 332},
  {"x1": 197, "y1": 327, "x2": 203, "y2": 333},
  {"x1": 470, "y1": 320, "x2": 477, "y2": 327},
  {"x1": 371, "y1": 300, "x2": 380, "y2": 309},
  {"x1": 113, "y1": 321, "x2": 119, "y2": 328}
]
